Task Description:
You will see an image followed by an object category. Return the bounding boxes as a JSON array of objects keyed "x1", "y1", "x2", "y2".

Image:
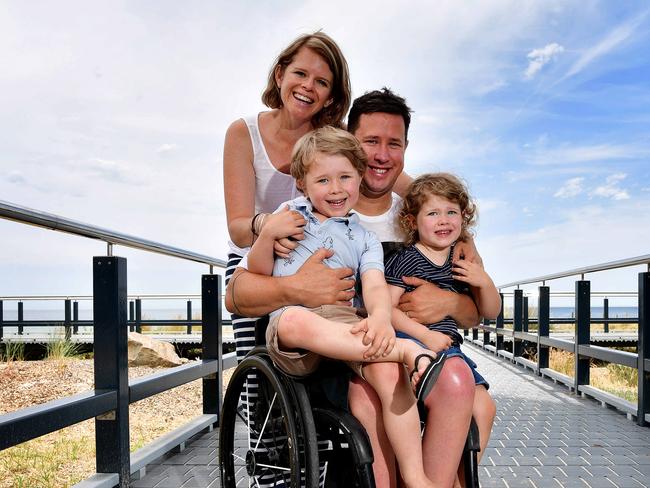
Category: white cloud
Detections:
[
  {"x1": 527, "y1": 143, "x2": 649, "y2": 165},
  {"x1": 590, "y1": 173, "x2": 630, "y2": 200},
  {"x1": 525, "y1": 43, "x2": 564, "y2": 79},
  {"x1": 156, "y1": 143, "x2": 179, "y2": 154},
  {"x1": 554, "y1": 177, "x2": 584, "y2": 198},
  {"x1": 564, "y1": 9, "x2": 649, "y2": 79}
]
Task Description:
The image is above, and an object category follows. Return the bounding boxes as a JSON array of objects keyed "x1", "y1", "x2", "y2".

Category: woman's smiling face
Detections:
[{"x1": 275, "y1": 47, "x2": 334, "y2": 122}]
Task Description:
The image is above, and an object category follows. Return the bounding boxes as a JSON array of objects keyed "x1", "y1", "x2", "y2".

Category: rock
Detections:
[{"x1": 128, "y1": 332, "x2": 183, "y2": 367}]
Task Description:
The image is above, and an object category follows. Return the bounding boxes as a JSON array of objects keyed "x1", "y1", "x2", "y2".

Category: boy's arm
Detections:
[
  {"x1": 356, "y1": 269, "x2": 395, "y2": 359},
  {"x1": 397, "y1": 277, "x2": 480, "y2": 328},
  {"x1": 225, "y1": 250, "x2": 356, "y2": 317},
  {"x1": 452, "y1": 260, "x2": 502, "y2": 320}
]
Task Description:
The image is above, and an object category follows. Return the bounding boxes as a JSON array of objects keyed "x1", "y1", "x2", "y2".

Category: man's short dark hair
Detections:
[{"x1": 347, "y1": 87, "x2": 413, "y2": 139}]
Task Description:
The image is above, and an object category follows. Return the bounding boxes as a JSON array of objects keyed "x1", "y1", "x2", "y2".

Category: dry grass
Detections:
[
  {"x1": 549, "y1": 349, "x2": 638, "y2": 403},
  {"x1": 0, "y1": 358, "x2": 233, "y2": 487}
]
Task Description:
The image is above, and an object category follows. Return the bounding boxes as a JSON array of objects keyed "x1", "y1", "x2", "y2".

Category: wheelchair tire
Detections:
[{"x1": 220, "y1": 352, "x2": 318, "y2": 487}]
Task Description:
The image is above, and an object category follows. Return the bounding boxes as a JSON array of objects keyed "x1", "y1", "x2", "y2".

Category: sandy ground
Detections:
[{"x1": 0, "y1": 358, "x2": 233, "y2": 487}]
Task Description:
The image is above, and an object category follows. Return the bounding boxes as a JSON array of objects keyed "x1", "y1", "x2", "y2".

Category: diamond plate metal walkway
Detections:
[{"x1": 133, "y1": 346, "x2": 650, "y2": 488}]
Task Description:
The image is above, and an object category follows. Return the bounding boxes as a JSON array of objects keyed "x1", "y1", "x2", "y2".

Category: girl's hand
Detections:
[
  {"x1": 453, "y1": 239, "x2": 483, "y2": 267},
  {"x1": 421, "y1": 330, "x2": 452, "y2": 353},
  {"x1": 262, "y1": 207, "x2": 306, "y2": 240},
  {"x1": 452, "y1": 259, "x2": 492, "y2": 288}
]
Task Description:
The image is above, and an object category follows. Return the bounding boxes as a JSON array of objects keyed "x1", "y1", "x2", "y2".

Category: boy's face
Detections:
[
  {"x1": 299, "y1": 152, "x2": 362, "y2": 220},
  {"x1": 414, "y1": 194, "x2": 463, "y2": 251}
]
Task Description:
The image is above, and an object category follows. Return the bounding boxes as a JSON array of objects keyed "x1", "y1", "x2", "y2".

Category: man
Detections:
[{"x1": 225, "y1": 88, "x2": 492, "y2": 487}]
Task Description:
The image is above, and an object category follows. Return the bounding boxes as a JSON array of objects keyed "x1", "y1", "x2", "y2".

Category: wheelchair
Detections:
[{"x1": 219, "y1": 242, "x2": 481, "y2": 487}]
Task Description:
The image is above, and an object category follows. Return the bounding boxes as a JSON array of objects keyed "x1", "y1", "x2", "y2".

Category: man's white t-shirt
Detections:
[{"x1": 351, "y1": 193, "x2": 402, "y2": 243}]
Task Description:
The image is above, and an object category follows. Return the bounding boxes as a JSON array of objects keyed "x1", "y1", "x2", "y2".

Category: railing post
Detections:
[
  {"x1": 73, "y1": 301, "x2": 79, "y2": 335},
  {"x1": 537, "y1": 286, "x2": 550, "y2": 376},
  {"x1": 18, "y1": 301, "x2": 23, "y2": 335},
  {"x1": 93, "y1": 256, "x2": 130, "y2": 486},
  {"x1": 135, "y1": 298, "x2": 142, "y2": 334},
  {"x1": 603, "y1": 297, "x2": 609, "y2": 333},
  {"x1": 495, "y1": 293, "x2": 504, "y2": 354},
  {"x1": 575, "y1": 280, "x2": 590, "y2": 394},
  {"x1": 0, "y1": 300, "x2": 3, "y2": 342},
  {"x1": 513, "y1": 289, "x2": 524, "y2": 362},
  {"x1": 638, "y1": 272, "x2": 649, "y2": 426},
  {"x1": 64, "y1": 299, "x2": 72, "y2": 341},
  {"x1": 523, "y1": 296, "x2": 529, "y2": 332},
  {"x1": 483, "y1": 318, "x2": 491, "y2": 346},
  {"x1": 129, "y1": 300, "x2": 134, "y2": 332},
  {"x1": 472, "y1": 321, "x2": 479, "y2": 342},
  {"x1": 187, "y1": 300, "x2": 193, "y2": 335},
  {"x1": 202, "y1": 274, "x2": 222, "y2": 422}
]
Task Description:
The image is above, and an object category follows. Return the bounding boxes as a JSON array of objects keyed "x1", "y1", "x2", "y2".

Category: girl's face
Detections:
[
  {"x1": 299, "y1": 153, "x2": 361, "y2": 221},
  {"x1": 413, "y1": 194, "x2": 463, "y2": 251},
  {"x1": 275, "y1": 47, "x2": 334, "y2": 123}
]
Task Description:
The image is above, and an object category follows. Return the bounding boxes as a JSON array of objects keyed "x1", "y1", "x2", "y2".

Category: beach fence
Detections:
[
  {"x1": 0, "y1": 200, "x2": 236, "y2": 487},
  {"x1": 465, "y1": 254, "x2": 650, "y2": 427}
]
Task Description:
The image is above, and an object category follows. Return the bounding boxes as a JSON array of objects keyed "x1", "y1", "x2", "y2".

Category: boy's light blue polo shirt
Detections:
[{"x1": 272, "y1": 196, "x2": 385, "y2": 281}]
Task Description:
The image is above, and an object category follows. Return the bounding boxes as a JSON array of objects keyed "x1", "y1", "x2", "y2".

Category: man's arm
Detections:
[
  {"x1": 397, "y1": 276, "x2": 480, "y2": 328},
  {"x1": 225, "y1": 248, "x2": 355, "y2": 317}
]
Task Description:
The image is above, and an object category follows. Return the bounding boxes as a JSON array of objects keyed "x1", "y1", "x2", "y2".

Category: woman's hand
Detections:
[{"x1": 453, "y1": 238, "x2": 483, "y2": 267}]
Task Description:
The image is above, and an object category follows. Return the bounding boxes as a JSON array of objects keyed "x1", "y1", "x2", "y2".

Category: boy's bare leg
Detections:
[
  {"x1": 362, "y1": 361, "x2": 437, "y2": 488},
  {"x1": 277, "y1": 307, "x2": 436, "y2": 381},
  {"x1": 472, "y1": 385, "x2": 496, "y2": 463},
  {"x1": 421, "y1": 357, "x2": 474, "y2": 487},
  {"x1": 348, "y1": 376, "x2": 397, "y2": 488}
]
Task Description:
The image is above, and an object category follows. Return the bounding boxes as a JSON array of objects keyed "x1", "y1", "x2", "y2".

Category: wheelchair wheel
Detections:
[{"x1": 220, "y1": 352, "x2": 318, "y2": 487}]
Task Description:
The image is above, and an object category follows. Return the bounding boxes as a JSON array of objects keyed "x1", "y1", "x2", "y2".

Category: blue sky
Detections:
[{"x1": 1, "y1": 1, "x2": 649, "y2": 305}]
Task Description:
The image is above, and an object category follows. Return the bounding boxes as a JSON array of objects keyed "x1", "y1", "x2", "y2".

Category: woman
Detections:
[{"x1": 223, "y1": 31, "x2": 351, "y2": 361}]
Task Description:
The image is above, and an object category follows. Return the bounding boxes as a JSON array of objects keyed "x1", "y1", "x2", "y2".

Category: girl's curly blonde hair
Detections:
[{"x1": 398, "y1": 172, "x2": 477, "y2": 246}]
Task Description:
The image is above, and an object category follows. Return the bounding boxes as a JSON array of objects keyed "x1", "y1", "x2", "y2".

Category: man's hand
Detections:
[
  {"x1": 420, "y1": 329, "x2": 453, "y2": 353},
  {"x1": 350, "y1": 316, "x2": 396, "y2": 360},
  {"x1": 453, "y1": 238, "x2": 483, "y2": 267},
  {"x1": 290, "y1": 248, "x2": 355, "y2": 307},
  {"x1": 398, "y1": 276, "x2": 452, "y2": 324}
]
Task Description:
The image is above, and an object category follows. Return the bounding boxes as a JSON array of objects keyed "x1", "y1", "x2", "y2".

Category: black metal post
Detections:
[
  {"x1": 638, "y1": 272, "x2": 649, "y2": 426},
  {"x1": 202, "y1": 274, "x2": 222, "y2": 422},
  {"x1": 135, "y1": 298, "x2": 142, "y2": 334},
  {"x1": 186, "y1": 300, "x2": 192, "y2": 335},
  {"x1": 523, "y1": 296, "x2": 529, "y2": 332},
  {"x1": 93, "y1": 256, "x2": 130, "y2": 486},
  {"x1": 483, "y1": 318, "x2": 491, "y2": 346},
  {"x1": 0, "y1": 300, "x2": 3, "y2": 342},
  {"x1": 513, "y1": 289, "x2": 524, "y2": 362},
  {"x1": 129, "y1": 301, "x2": 134, "y2": 332},
  {"x1": 603, "y1": 297, "x2": 609, "y2": 333},
  {"x1": 537, "y1": 286, "x2": 550, "y2": 375},
  {"x1": 472, "y1": 321, "x2": 479, "y2": 341},
  {"x1": 18, "y1": 301, "x2": 23, "y2": 335},
  {"x1": 73, "y1": 301, "x2": 79, "y2": 335},
  {"x1": 64, "y1": 299, "x2": 72, "y2": 341},
  {"x1": 575, "y1": 280, "x2": 590, "y2": 393},
  {"x1": 495, "y1": 293, "x2": 504, "y2": 354}
]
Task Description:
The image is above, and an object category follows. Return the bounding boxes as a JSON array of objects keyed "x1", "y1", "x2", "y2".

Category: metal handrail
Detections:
[
  {"x1": 498, "y1": 254, "x2": 650, "y2": 289},
  {"x1": 0, "y1": 294, "x2": 204, "y2": 301},
  {"x1": 0, "y1": 200, "x2": 226, "y2": 269}
]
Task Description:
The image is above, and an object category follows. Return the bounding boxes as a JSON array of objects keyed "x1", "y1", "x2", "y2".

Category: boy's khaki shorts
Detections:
[{"x1": 266, "y1": 304, "x2": 364, "y2": 378}]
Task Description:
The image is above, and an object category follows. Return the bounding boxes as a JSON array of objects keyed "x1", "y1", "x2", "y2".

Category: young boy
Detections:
[{"x1": 245, "y1": 126, "x2": 441, "y2": 488}]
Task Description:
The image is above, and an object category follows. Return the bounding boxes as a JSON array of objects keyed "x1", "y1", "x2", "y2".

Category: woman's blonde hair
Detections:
[
  {"x1": 261, "y1": 31, "x2": 351, "y2": 129},
  {"x1": 399, "y1": 173, "x2": 477, "y2": 246},
  {"x1": 290, "y1": 126, "x2": 367, "y2": 188}
]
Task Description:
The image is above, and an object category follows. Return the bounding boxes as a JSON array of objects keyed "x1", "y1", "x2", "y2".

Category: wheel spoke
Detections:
[
  {"x1": 256, "y1": 462, "x2": 291, "y2": 472},
  {"x1": 254, "y1": 392, "x2": 277, "y2": 451}
]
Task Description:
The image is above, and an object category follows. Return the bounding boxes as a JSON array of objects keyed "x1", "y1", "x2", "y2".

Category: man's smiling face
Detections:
[{"x1": 352, "y1": 112, "x2": 407, "y2": 198}]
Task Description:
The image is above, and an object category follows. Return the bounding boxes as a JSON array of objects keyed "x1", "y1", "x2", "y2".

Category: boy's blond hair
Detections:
[
  {"x1": 290, "y1": 126, "x2": 367, "y2": 188},
  {"x1": 399, "y1": 172, "x2": 477, "y2": 246}
]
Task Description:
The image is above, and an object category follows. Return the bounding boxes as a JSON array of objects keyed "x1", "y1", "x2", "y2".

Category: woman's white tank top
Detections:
[{"x1": 227, "y1": 114, "x2": 300, "y2": 256}]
